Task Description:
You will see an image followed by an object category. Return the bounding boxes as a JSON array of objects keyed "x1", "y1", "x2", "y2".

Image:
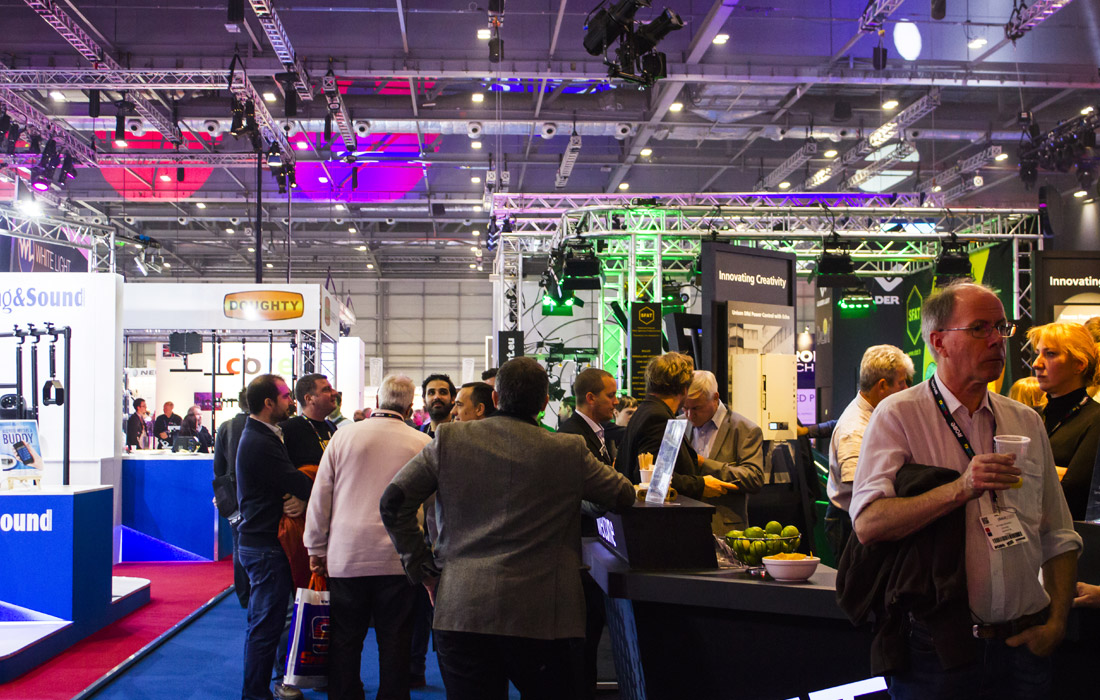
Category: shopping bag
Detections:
[{"x1": 284, "y1": 573, "x2": 329, "y2": 688}]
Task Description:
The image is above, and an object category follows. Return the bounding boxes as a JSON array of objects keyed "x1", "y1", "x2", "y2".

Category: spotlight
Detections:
[
  {"x1": 31, "y1": 171, "x2": 51, "y2": 192},
  {"x1": 837, "y1": 285, "x2": 875, "y2": 311},
  {"x1": 114, "y1": 97, "x2": 135, "y2": 142},
  {"x1": 583, "y1": 0, "x2": 650, "y2": 56},
  {"x1": 814, "y1": 248, "x2": 859, "y2": 288},
  {"x1": 229, "y1": 97, "x2": 245, "y2": 136},
  {"x1": 633, "y1": 8, "x2": 683, "y2": 54},
  {"x1": 935, "y1": 240, "x2": 972, "y2": 281},
  {"x1": 28, "y1": 134, "x2": 42, "y2": 154},
  {"x1": 88, "y1": 89, "x2": 100, "y2": 118}
]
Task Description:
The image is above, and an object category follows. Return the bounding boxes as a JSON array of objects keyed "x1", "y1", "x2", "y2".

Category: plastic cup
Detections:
[
  {"x1": 639, "y1": 468, "x2": 654, "y2": 485},
  {"x1": 994, "y1": 435, "x2": 1029, "y2": 488}
]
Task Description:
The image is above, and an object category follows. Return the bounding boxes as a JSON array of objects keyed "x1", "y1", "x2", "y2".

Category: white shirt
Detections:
[
  {"x1": 827, "y1": 393, "x2": 874, "y2": 511},
  {"x1": 576, "y1": 410, "x2": 609, "y2": 458},
  {"x1": 256, "y1": 417, "x2": 284, "y2": 442},
  {"x1": 851, "y1": 372, "x2": 1081, "y2": 623},
  {"x1": 690, "y1": 401, "x2": 728, "y2": 459}
]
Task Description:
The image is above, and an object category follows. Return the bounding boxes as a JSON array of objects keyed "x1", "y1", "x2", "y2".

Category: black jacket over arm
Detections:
[
  {"x1": 613, "y1": 396, "x2": 704, "y2": 499},
  {"x1": 1045, "y1": 393, "x2": 1100, "y2": 520},
  {"x1": 235, "y1": 417, "x2": 314, "y2": 549},
  {"x1": 212, "y1": 412, "x2": 249, "y2": 514}
]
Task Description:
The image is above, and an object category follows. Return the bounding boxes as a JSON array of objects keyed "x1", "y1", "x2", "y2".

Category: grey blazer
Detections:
[
  {"x1": 380, "y1": 414, "x2": 635, "y2": 640},
  {"x1": 692, "y1": 407, "x2": 765, "y2": 535}
]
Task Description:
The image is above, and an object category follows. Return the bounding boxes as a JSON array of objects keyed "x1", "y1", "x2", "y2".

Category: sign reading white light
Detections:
[
  {"x1": 712, "y1": 34, "x2": 729, "y2": 45},
  {"x1": 892, "y1": 20, "x2": 922, "y2": 61}
]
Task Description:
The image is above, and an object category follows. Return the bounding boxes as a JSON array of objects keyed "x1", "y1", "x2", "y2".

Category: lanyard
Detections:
[
  {"x1": 929, "y1": 376, "x2": 1001, "y2": 511},
  {"x1": 1046, "y1": 395, "x2": 1090, "y2": 438},
  {"x1": 369, "y1": 411, "x2": 404, "y2": 420},
  {"x1": 304, "y1": 418, "x2": 331, "y2": 452}
]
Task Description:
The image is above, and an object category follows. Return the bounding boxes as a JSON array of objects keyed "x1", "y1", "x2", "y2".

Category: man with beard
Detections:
[
  {"x1": 279, "y1": 374, "x2": 338, "y2": 469},
  {"x1": 236, "y1": 374, "x2": 315, "y2": 700},
  {"x1": 420, "y1": 374, "x2": 456, "y2": 438}
]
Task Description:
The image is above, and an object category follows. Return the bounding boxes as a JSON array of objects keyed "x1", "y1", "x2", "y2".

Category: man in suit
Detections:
[
  {"x1": 236, "y1": 374, "x2": 315, "y2": 700},
  {"x1": 451, "y1": 381, "x2": 496, "y2": 421},
  {"x1": 213, "y1": 389, "x2": 251, "y2": 607},
  {"x1": 380, "y1": 357, "x2": 635, "y2": 700},
  {"x1": 557, "y1": 367, "x2": 619, "y2": 700},
  {"x1": 615, "y1": 352, "x2": 735, "y2": 501},
  {"x1": 682, "y1": 370, "x2": 764, "y2": 536}
]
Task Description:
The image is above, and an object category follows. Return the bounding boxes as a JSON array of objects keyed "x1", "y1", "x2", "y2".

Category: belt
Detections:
[{"x1": 971, "y1": 607, "x2": 1049, "y2": 640}]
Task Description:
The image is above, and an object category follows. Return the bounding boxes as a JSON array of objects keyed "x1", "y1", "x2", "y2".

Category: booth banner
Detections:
[
  {"x1": 629, "y1": 303, "x2": 662, "y2": 396},
  {"x1": 496, "y1": 331, "x2": 524, "y2": 366},
  {"x1": 7, "y1": 236, "x2": 90, "y2": 273},
  {"x1": 0, "y1": 420, "x2": 44, "y2": 475},
  {"x1": 123, "y1": 283, "x2": 337, "y2": 335},
  {"x1": 1034, "y1": 252, "x2": 1100, "y2": 325}
]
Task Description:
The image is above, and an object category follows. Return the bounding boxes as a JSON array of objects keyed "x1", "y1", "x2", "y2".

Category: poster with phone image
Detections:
[{"x1": 0, "y1": 420, "x2": 43, "y2": 471}]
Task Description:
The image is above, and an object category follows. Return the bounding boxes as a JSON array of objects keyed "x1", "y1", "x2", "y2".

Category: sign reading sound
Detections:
[{"x1": 223, "y1": 291, "x2": 305, "y2": 321}]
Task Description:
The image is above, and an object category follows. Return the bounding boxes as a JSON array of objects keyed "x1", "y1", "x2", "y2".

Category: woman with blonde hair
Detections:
[
  {"x1": 1028, "y1": 321, "x2": 1100, "y2": 518},
  {"x1": 1008, "y1": 376, "x2": 1047, "y2": 412}
]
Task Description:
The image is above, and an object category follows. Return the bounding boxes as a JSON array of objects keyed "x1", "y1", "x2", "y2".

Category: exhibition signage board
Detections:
[
  {"x1": 496, "y1": 330, "x2": 524, "y2": 367},
  {"x1": 1034, "y1": 252, "x2": 1100, "y2": 325},
  {"x1": 0, "y1": 234, "x2": 90, "y2": 273},
  {"x1": 629, "y1": 302, "x2": 662, "y2": 396},
  {"x1": 122, "y1": 283, "x2": 340, "y2": 338}
]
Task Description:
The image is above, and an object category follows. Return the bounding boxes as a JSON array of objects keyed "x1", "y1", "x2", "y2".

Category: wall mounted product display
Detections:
[
  {"x1": 0, "y1": 420, "x2": 44, "y2": 490},
  {"x1": 0, "y1": 486, "x2": 150, "y2": 682},
  {"x1": 0, "y1": 274, "x2": 122, "y2": 485},
  {"x1": 729, "y1": 354, "x2": 796, "y2": 442}
]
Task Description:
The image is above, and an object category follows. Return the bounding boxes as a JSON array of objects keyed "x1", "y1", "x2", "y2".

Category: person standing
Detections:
[
  {"x1": 823, "y1": 345, "x2": 913, "y2": 557},
  {"x1": 419, "y1": 374, "x2": 455, "y2": 437},
  {"x1": 615, "y1": 352, "x2": 735, "y2": 500},
  {"x1": 126, "y1": 398, "x2": 148, "y2": 450},
  {"x1": 304, "y1": 375, "x2": 431, "y2": 700},
  {"x1": 181, "y1": 404, "x2": 214, "y2": 453},
  {"x1": 214, "y1": 389, "x2": 251, "y2": 608},
  {"x1": 153, "y1": 401, "x2": 182, "y2": 448},
  {"x1": 279, "y1": 374, "x2": 338, "y2": 469},
  {"x1": 328, "y1": 391, "x2": 352, "y2": 430},
  {"x1": 380, "y1": 357, "x2": 636, "y2": 700},
  {"x1": 451, "y1": 382, "x2": 496, "y2": 422},
  {"x1": 847, "y1": 281, "x2": 1081, "y2": 699},
  {"x1": 1028, "y1": 321, "x2": 1100, "y2": 519},
  {"x1": 237, "y1": 374, "x2": 315, "y2": 700},
  {"x1": 681, "y1": 370, "x2": 765, "y2": 536}
]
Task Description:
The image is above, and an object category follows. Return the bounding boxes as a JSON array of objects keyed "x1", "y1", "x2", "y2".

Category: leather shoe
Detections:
[{"x1": 273, "y1": 682, "x2": 304, "y2": 700}]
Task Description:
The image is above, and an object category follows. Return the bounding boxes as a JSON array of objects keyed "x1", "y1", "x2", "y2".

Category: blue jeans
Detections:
[
  {"x1": 888, "y1": 620, "x2": 1052, "y2": 700},
  {"x1": 239, "y1": 544, "x2": 294, "y2": 700}
]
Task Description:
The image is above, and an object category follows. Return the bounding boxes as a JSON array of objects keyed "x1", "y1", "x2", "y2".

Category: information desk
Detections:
[
  {"x1": 0, "y1": 486, "x2": 149, "y2": 682},
  {"x1": 583, "y1": 540, "x2": 881, "y2": 700},
  {"x1": 121, "y1": 453, "x2": 232, "y2": 561}
]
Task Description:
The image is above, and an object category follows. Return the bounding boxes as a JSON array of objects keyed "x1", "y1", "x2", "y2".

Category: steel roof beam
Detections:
[{"x1": 248, "y1": 1, "x2": 313, "y2": 103}]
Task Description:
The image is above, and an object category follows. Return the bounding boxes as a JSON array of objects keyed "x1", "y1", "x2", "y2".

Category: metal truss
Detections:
[
  {"x1": 230, "y1": 75, "x2": 295, "y2": 164},
  {"x1": 1013, "y1": 234, "x2": 1041, "y2": 374},
  {"x1": 248, "y1": 1, "x2": 314, "y2": 103},
  {"x1": 0, "y1": 204, "x2": 115, "y2": 272},
  {"x1": 844, "y1": 140, "x2": 915, "y2": 190},
  {"x1": 322, "y1": 72, "x2": 357, "y2": 153},
  {"x1": 859, "y1": 0, "x2": 906, "y2": 32},
  {"x1": 754, "y1": 141, "x2": 817, "y2": 191},
  {"x1": 0, "y1": 69, "x2": 233, "y2": 90},
  {"x1": 0, "y1": 70, "x2": 97, "y2": 164},
  {"x1": 5, "y1": 152, "x2": 260, "y2": 169},
  {"x1": 494, "y1": 236, "x2": 523, "y2": 332},
  {"x1": 298, "y1": 329, "x2": 317, "y2": 375},
  {"x1": 23, "y1": 0, "x2": 182, "y2": 143},
  {"x1": 916, "y1": 145, "x2": 1003, "y2": 194}
]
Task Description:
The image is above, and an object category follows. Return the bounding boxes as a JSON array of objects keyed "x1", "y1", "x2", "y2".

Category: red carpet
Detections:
[{"x1": 0, "y1": 560, "x2": 233, "y2": 700}]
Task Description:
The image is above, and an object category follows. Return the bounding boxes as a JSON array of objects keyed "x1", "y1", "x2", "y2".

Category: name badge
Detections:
[{"x1": 980, "y1": 510, "x2": 1027, "y2": 551}]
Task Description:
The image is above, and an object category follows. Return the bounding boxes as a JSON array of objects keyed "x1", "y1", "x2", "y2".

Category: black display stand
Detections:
[{"x1": 596, "y1": 496, "x2": 716, "y2": 570}]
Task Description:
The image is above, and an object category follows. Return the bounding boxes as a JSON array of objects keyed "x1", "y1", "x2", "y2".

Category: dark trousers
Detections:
[
  {"x1": 239, "y1": 544, "x2": 295, "y2": 700},
  {"x1": 329, "y1": 575, "x2": 417, "y2": 700},
  {"x1": 888, "y1": 619, "x2": 1052, "y2": 700},
  {"x1": 581, "y1": 571, "x2": 605, "y2": 700},
  {"x1": 824, "y1": 503, "x2": 853, "y2": 561},
  {"x1": 434, "y1": 629, "x2": 584, "y2": 700},
  {"x1": 231, "y1": 521, "x2": 251, "y2": 608},
  {"x1": 409, "y1": 585, "x2": 433, "y2": 676}
]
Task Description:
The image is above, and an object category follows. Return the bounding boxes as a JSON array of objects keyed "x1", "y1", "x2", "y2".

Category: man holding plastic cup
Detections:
[{"x1": 848, "y1": 281, "x2": 1081, "y2": 699}]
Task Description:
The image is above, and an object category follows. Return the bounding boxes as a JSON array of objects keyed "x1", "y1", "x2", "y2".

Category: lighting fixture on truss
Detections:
[
  {"x1": 935, "y1": 236, "x2": 973, "y2": 282},
  {"x1": 1005, "y1": 0, "x2": 1075, "y2": 42},
  {"x1": 814, "y1": 236, "x2": 860, "y2": 289},
  {"x1": 582, "y1": 0, "x2": 684, "y2": 88},
  {"x1": 556, "y1": 132, "x2": 583, "y2": 190},
  {"x1": 837, "y1": 286, "x2": 875, "y2": 311}
]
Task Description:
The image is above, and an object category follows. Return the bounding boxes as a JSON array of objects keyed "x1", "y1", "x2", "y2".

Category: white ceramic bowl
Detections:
[{"x1": 762, "y1": 555, "x2": 820, "y2": 582}]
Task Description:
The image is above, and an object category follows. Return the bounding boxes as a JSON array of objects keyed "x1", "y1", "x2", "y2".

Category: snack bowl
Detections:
[
  {"x1": 762, "y1": 554, "x2": 820, "y2": 582},
  {"x1": 724, "y1": 535, "x2": 800, "y2": 568}
]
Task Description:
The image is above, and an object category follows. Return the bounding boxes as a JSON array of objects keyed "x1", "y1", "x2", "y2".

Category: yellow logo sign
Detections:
[
  {"x1": 638, "y1": 306, "x2": 656, "y2": 325},
  {"x1": 223, "y1": 291, "x2": 305, "y2": 321}
]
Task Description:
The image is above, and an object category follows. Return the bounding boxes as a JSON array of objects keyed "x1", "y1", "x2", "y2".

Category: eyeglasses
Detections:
[{"x1": 937, "y1": 321, "x2": 1016, "y2": 339}]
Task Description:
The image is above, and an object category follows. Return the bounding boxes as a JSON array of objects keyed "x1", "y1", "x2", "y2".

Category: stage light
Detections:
[
  {"x1": 295, "y1": 140, "x2": 308, "y2": 151},
  {"x1": 472, "y1": 229, "x2": 480, "y2": 237},
  {"x1": 618, "y1": 182, "x2": 629, "y2": 190},
  {"x1": 159, "y1": 174, "x2": 171, "y2": 182},
  {"x1": 778, "y1": 181, "x2": 791, "y2": 189},
  {"x1": 640, "y1": 147, "x2": 652, "y2": 157},
  {"x1": 967, "y1": 37, "x2": 987, "y2": 49},
  {"x1": 713, "y1": 33, "x2": 729, "y2": 45},
  {"x1": 319, "y1": 176, "x2": 329, "y2": 184},
  {"x1": 471, "y1": 176, "x2": 481, "y2": 184},
  {"x1": 824, "y1": 149, "x2": 838, "y2": 158},
  {"x1": 263, "y1": 92, "x2": 277, "y2": 102},
  {"x1": 669, "y1": 102, "x2": 683, "y2": 112},
  {"x1": 229, "y1": 97, "x2": 245, "y2": 135},
  {"x1": 266, "y1": 262, "x2": 273, "y2": 269},
  {"x1": 582, "y1": 0, "x2": 649, "y2": 56},
  {"x1": 1074, "y1": 189, "x2": 1088, "y2": 198},
  {"x1": 195, "y1": 202, "x2": 207, "y2": 209},
  {"x1": 633, "y1": 8, "x2": 684, "y2": 54},
  {"x1": 995, "y1": 152, "x2": 1009, "y2": 161},
  {"x1": 28, "y1": 134, "x2": 42, "y2": 154},
  {"x1": 31, "y1": 171, "x2": 51, "y2": 191},
  {"x1": 815, "y1": 248, "x2": 860, "y2": 288},
  {"x1": 882, "y1": 99, "x2": 899, "y2": 110},
  {"x1": 837, "y1": 286, "x2": 875, "y2": 311},
  {"x1": 472, "y1": 140, "x2": 483, "y2": 149},
  {"x1": 367, "y1": 263, "x2": 374, "y2": 269},
  {"x1": 1083, "y1": 106, "x2": 1096, "y2": 116},
  {"x1": 472, "y1": 93, "x2": 485, "y2": 103},
  {"x1": 935, "y1": 242, "x2": 972, "y2": 281},
  {"x1": 226, "y1": 227, "x2": 235, "y2": 234},
  {"x1": 477, "y1": 28, "x2": 491, "y2": 40}
]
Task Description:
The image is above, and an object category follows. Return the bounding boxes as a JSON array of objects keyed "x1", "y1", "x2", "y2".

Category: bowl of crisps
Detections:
[{"x1": 762, "y1": 552, "x2": 820, "y2": 581}]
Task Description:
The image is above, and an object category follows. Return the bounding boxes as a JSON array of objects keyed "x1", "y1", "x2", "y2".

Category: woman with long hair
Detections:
[{"x1": 1028, "y1": 322, "x2": 1100, "y2": 519}]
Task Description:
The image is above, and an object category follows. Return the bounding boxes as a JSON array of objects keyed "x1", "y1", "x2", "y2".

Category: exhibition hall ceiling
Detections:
[{"x1": 0, "y1": 0, "x2": 1096, "y2": 279}]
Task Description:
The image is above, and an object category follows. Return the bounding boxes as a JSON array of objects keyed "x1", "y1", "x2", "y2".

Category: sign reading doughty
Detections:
[{"x1": 223, "y1": 291, "x2": 305, "y2": 321}]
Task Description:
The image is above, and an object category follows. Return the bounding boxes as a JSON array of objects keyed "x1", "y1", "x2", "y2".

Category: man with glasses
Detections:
[{"x1": 846, "y1": 281, "x2": 1080, "y2": 699}]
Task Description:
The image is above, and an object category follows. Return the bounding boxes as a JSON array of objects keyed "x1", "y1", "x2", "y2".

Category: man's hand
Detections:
[
  {"x1": 283, "y1": 494, "x2": 306, "y2": 518},
  {"x1": 960, "y1": 453, "x2": 1020, "y2": 499},
  {"x1": 309, "y1": 555, "x2": 327, "y2": 576},
  {"x1": 1005, "y1": 620, "x2": 1065, "y2": 657},
  {"x1": 1073, "y1": 582, "x2": 1100, "y2": 608},
  {"x1": 797, "y1": 425, "x2": 809, "y2": 437},
  {"x1": 423, "y1": 574, "x2": 439, "y2": 607},
  {"x1": 702, "y1": 475, "x2": 737, "y2": 498}
]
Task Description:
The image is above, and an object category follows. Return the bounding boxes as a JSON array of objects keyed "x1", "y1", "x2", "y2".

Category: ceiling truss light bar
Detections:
[
  {"x1": 859, "y1": 0, "x2": 906, "y2": 32},
  {"x1": 0, "y1": 76, "x2": 96, "y2": 163},
  {"x1": 555, "y1": 133, "x2": 582, "y2": 190},
  {"x1": 0, "y1": 69, "x2": 233, "y2": 90},
  {"x1": 843, "y1": 140, "x2": 915, "y2": 190},
  {"x1": 321, "y1": 72, "x2": 357, "y2": 152},
  {"x1": 230, "y1": 78, "x2": 294, "y2": 163},
  {"x1": 916, "y1": 145, "x2": 1002, "y2": 193},
  {"x1": 755, "y1": 141, "x2": 817, "y2": 191},
  {"x1": 1005, "y1": 0, "x2": 1075, "y2": 41},
  {"x1": 247, "y1": 1, "x2": 313, "y2": 103},
  {"x1": 23, "y1": 0, "x2": 182, "y2": 144}
]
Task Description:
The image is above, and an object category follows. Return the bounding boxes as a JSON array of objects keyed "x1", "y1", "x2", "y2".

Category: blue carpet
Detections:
[{"x1": 85, "y1": 592, "x2": 523, "y2": 699}]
